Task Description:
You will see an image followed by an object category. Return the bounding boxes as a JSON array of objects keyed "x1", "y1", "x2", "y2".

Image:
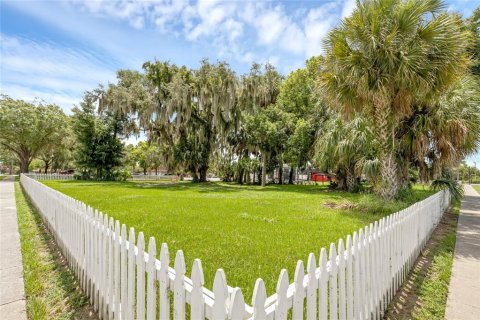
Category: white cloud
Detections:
[
  {"x1": 280, "y1": 24, "x2": 306, "y2": 55},
  {"x1": 240, "y1": 51, "x2": 255, "y2": 64},
  {"x1": 153, "y1": 0, "x2": 188, "y2": 31},
  {"x1": 341, "y1": 0, "x2": 357, "y2": 18},
  {"x1": 255, "y1": 7, "x2": 289, "y2": 45},
  {"x1": 304, "y1": 3, "x2": 340, "y2": 57},
  {"x1": 75, "y1": 0, "x2": 149, "y2": 29},
  {"x1": 0, "y1": 34, "x2": 116, "y2": 111},
  {"x1": 2, "y1": 0, "x2": 354, "y2": 112},
  {"x1": 68, "y1": 0, "x2": 348, "y2": 64},
  {"x1": 0, "y1": 84, "x2": 80, "y2": 113}
]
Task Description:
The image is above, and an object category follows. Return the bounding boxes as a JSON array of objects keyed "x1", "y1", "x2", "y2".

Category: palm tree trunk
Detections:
[
  {"x1": 379, "y1": 152, "x2": 398, "y2": 200},
  {"x1": 346, "y1": 168, "x2": 356, "y2": 192},
  {"x1": 397, "y1": 161, "x2": 410, "y2": 190},
  {"x1": 375, "y1": 107, "x2": 399, "y2": 200}
]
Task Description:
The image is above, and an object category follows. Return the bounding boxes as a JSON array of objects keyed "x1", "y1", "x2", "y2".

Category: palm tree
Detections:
[
  {"x1": 318, "y1": 0, "x2": 472, "y2": 199},
  {"x1": 399, "y1": 75, "x2": 480, "y2": 182},
  {"x1": 315, "y1": 115, "x2": 376, "y2": 192}
]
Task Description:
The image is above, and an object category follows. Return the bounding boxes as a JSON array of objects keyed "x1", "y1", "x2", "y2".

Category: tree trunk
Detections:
[
  {"x1": 379, "y1": 152, "x2": 398, "y2": 200},
  {"x1": 346, "y1": 168, "x2": 356, "y2": 192},
  {"x1": 44, "y1": 161, "x2": 50, "y2": 174},
  {"x1": 261, "y1": 152, "x2": 268, "y2": 187},
  {"x1": 288, "y1": 166, "x2": 294, "y2": 184},
  {"x1": 192, "y1": 171, "x2": 199, "y2": 182},
  {"x1": 199, "y1": 165, "x2": 208, "y2": 182},
  {"x1": 397, "y1": 161, "x2": 410, "y2": 189},
  {"x1": 143, "y1": 166, "x2": 147, "y2": 175},
  {"x1": 278, "y1": 164, "x2": 283, "y2": 185},
  {"x1": 374, "y1": 105, "x2": 399, "y2": 200},
  {"x1": 335, "y1": 169, "x2": 347, "y2": 190},
  {"x1": 20, "y1": 158, "x2": 30, "y2": 173},
  {"x1": 237, "y1": 167, "x2": 244, "y2": 184},
  {"x1": 419, "y1": 162, "x2": 429, "y2": 183}
]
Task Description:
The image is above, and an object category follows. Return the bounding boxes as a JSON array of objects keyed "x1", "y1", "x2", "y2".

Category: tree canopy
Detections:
[
  {"x1": 3, "y1": 1, "x2": 479, "y2": 194},
  {"x1": 0, "y1": 95, "x2": 68, "y2": 173},
  {"x1": 318, "y1": 0, "x2": 475, "y2": 199},
  {"x1": 72, "y1": 94, "x2": 125, "y2": 180}
]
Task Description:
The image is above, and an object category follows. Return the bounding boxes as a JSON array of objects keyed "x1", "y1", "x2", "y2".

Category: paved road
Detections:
[
  {"x1": 445, "y1": 185, "x2": 480, "y2": 320},
  {"x1": 0, "y1": 176, "x2": 27, "y2": 320}
]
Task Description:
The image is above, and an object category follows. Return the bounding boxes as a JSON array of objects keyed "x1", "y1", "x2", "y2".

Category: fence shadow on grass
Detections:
[
  {"x1": 19, "y1": 184, "x2": 98, "y2": 319},
  {"x1": 58, "y1": 179, "x2": 334, "y2": 194},
  {"x1": 132, "y1": 180, "x2": 346, "y2": 196}
]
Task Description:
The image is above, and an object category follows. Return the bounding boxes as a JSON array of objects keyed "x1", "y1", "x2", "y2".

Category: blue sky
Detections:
[{"x1": 1, "y1": 0, "x2": 479, "y2": 165}]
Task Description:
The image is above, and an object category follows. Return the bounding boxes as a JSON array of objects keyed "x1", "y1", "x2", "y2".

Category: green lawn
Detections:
[
  {"x1": 473, "y1": 185, "x2": 480, "y2": 194},
  {"x1": 43, "y1": 180, "x2": 434, "y2": 298}
]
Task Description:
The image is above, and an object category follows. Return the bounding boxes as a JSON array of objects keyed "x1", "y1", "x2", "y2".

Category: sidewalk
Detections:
[
  {"x1": 445, "y1": 185, "x2": 480, "y2": 320},
  {"x1": 0, "y1": 176, "x2": 27, "y2": 320}
]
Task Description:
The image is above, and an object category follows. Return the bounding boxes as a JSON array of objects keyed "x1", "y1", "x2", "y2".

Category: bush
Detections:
[
  {"x1": 74, "y1": 168, "x2": 131, "y2": 181},
  {"x1": 396, "y1": 186, "x2": 415, "y2": 201},
  {"x1": 431, "y1": 178, "x2": 463, "y2": 201},
  {"x1": 74, "y1": 171, "x2": 91, "y2": 180},
  {"x1": 357, "y1": 196, "x2": 405, "y2": 215},
  {"x1": 114, "y1": 169, "x2": 132, "y2": 181}
]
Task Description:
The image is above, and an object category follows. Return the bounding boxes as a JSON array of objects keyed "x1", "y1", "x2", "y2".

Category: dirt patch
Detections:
[
  {"x1": 322, "y1": 200, "x2": 358, "y2": 210},
  {"x1": 383, "y1": 208, "x2": 458, "y2": 319}
]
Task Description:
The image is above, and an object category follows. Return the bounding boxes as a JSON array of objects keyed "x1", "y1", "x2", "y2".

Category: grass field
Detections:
[
  {"x1": 43, "y1": 180, "x2": 434, "y2": 298},
  {"x1": 473, "y1": 185, "x2": 480, "y2": 194}
]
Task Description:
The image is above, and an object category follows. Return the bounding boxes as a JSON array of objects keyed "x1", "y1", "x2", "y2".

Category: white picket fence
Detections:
[
  {"x1": 129, "y1": 174, "x2": 173, "y2": 181},
  {"x1": 20, "y1": 174, "x2": 450, "y2": 320},
  {"x1": 25, "y1": 173, "x2": 74, "y2": 180}
]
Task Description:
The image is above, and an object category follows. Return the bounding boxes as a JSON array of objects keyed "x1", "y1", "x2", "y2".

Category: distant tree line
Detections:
[{"x1": 1, "y1": 1, "x2": 479, "y2": 200}]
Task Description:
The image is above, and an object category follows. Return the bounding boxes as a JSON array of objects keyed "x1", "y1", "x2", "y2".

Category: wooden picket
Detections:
[
  {"x1": 20, "y1": 173, "x2": 450, "y2": 319},
  {"x1": 25, "y1": 173, "x2": 74, "y2": 180}
]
